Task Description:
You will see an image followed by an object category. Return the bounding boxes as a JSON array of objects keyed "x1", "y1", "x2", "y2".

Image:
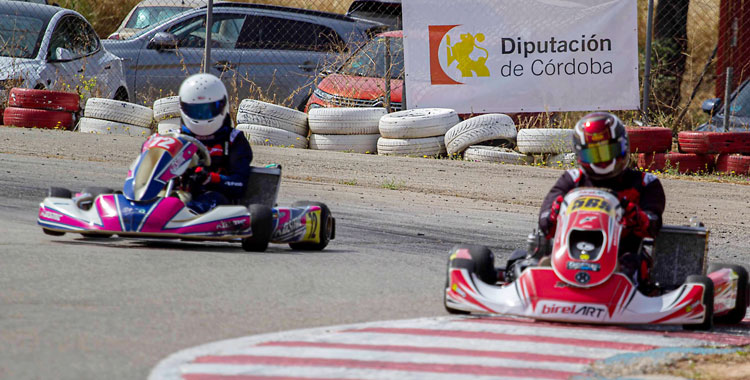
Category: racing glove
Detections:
[
  {"x1": 187, "y1": 167, "x2": 220, "y2": 188},
  {"x1": 541, "y1": 195, "x2": 564, "y2": 239},
  {"x1": 623, "y1": 202, "x2": 650, "y2": 237}
]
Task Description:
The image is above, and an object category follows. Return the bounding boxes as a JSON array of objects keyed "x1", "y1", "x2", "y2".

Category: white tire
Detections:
[
  {"x1": 377, "y1": 136, "x2": 446, "y2": 156},
  {"x1": 308, "y1": 107, "x2": 386, "y2": 135},
  {"x1": 236, "y1": 99, "x2": 308, "y2": 136},
  {"x1": 464, "y1": 146, "x2": 533, "y2": 165},
  {"x1": 83, "y1": 98, "x2": 153, "y2": 128},
  {"x1": 444, "y1": 114, "x2": 517, "y2": 155},
  {"x1": 157, "y1": 117, "x2": 181, "y2": 135},
  {"x1": 236, "y1": 124, "x2": 308, "y2": 149},
  {"x1": 379, "y1": 108, "x2": 459, "y2": 139},
  {"x1": 546, "y1": 152, "x2": 577, "y2": 167},
  {"x1": 153, "y1": 96, "x2": 181, "y2": 121},
  {"x1": 516, "y1": 129, "x2": 574, "y2": 154},
  {"x1": 78, "y1": 117, "x2": 151, "y2": 137},
  {"x1": 309, "y1": 134, "x2": 379, "y2": 153}
]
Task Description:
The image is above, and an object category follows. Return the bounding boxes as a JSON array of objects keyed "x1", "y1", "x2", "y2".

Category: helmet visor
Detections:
[
  {"x1": 181, "y1": 96, "x2": 226, "y2": 120},
  {"x1": 579, "y1": 141, "x2": 624, "y2": 164}
]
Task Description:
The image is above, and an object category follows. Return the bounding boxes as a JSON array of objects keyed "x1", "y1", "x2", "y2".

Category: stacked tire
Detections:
[
  {"x1": 153, "y1": 96, "x2": 181, "y2": 134},
  {"x1": 377, "y1": 108, "x2": 458, "y2": 156},
  {"x1": 516, "y1": 129, "x2": 574, "y2": 155},
  {"x1": 79, "y1": 98, "x2": 153, "y2": 137},
  {"x1": 3, "y1": 88, "x2": 79, "y2": 130},
  {"x1": 678, "y1": 131, "x2": 750, "y2": 175},
  {"x1": 235, "y1": 99, "x2": 308, "y2": 149},
  {"x1": 308, "y1": 107, "x2": 384, "y2": 154},
  {"x1": 445, "y1": 114, "x2": 530, "y2": 164}
]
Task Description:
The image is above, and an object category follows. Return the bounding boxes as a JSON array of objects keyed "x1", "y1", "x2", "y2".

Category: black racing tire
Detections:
[
  {"x1": 444, "y1": 253, "x2": 470, "y2": 315},
  {"x1": 82, "y1": 186, "x2": 115, "y2": 197},
  {"x1": 79, "y1": 232, "x2": 113, "y2": 239},
  {"x1": 288, "y1": 201, "x2": 334, "y2": 251},
  {"x1": 48, "y1": 186, "x2": 72, "y2": 198},
  {"x1": 707, "y1": 263, "x2": 749, "y2": 324},
  {"x1": 683, "y1": 275, "x2": 715, "y2": 331},
  {"x1": 448, "y1": 244, "x2": 497, "y2": 285},
  {"x1": 42, "y1": 228, "x2": 65, "y2": 236},
  {"x1": 242, "y1": 204, "x2": 273, "y2": 252}
]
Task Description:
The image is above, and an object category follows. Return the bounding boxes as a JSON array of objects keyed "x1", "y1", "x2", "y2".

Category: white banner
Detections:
[{"x1": 402, "y1": 0, "x2": 640, "y2": 113}]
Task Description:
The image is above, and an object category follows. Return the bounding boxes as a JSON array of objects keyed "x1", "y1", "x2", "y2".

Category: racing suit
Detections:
[
  {"x1": 181, "y1": 115, "x2": 253, "y2": 213},
  {"x1": 538, "y1": 167, "x2": 666, "y2": 284}
]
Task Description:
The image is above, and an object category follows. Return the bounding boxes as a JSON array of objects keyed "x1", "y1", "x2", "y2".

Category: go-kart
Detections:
[
  {"x1": 37, "y1": 133, "x2": 335, "y2": 252},
  {"x1": 444, "y1": 187, "x2": 748, "y2": 330}
]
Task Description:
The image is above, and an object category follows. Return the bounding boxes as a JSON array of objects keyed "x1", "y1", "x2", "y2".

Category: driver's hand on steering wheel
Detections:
[{"x1": 186, "y1": 166, "x2": 219, "y2": 189}]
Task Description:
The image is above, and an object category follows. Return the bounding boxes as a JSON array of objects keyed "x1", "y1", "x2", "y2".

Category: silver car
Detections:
[
  {"x1": 0, "y1": 2, "x2": 129, "y2": 104},
  {"x1": 102, "y1": 3, "x2": 384, "y2": 110}
]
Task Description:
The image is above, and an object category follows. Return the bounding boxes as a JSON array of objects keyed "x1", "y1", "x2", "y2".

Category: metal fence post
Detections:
[
  {"x1": 641, "y1": 0, "x2": 655, "y2": 123},
  {"x1": 724, "y1": 67, "x2": 733, "y2": 129},
  {"x1": 203, "y1": 0, "x2": 213, "y2": 74},
  {"x1": 384, "y1": 37, "x2": 392, "y2": 112}
]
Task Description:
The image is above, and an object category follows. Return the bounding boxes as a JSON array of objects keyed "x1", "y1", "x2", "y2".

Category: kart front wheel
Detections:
[
  {"x1": 242, "y1": 204, "x2": 273, "y2": 252},
  {"x1": 683, "y1": 275, "x2": 715, "y2": 331},
  {"x1": 42, "y1": 228, "x2": 65, "y2": 236},
  {"x1": 288, "y1": 201, "x2": 334, "y2": 251},
  {"x1": 48, "y1": 186, "x2": 72, "y2": 198},
  {"x1": 708, "y1": 263, "x2": 748, "y2": 324}
]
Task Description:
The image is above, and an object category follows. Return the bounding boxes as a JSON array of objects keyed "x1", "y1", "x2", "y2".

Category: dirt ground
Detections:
[{"x1": 644, "y1": 347, "x2": 750, "y2": 379}]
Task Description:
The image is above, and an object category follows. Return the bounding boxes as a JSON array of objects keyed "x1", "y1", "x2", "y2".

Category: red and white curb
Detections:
[{"x1": 149, "y1": 316, "x2": 750, "y2": 380}]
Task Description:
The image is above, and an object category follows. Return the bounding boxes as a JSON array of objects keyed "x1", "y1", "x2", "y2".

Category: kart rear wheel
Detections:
[
  {"x1": 707, "y1": 263, "x2": 749, "y2": 324},
  {"x1": 683, "y1": 275, "x2": 715, "y2": 331},
  {"x1": 48, "y1": 186, "x2": 72, "y2": 198},
  {"x1": 288, "y1": 201, "x2": 334, "y2": 251},
  {"x1": 42, "y1": 228, "x2": 65, "y2": 236},
  {"x1": 242, "y1": 204, "x2": 273, "y2": 252}
]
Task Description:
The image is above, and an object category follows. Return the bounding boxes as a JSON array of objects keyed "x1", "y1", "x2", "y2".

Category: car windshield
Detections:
[
  {"x1": 0, "y1": 14, "x2": 45, "y2": 58},
  {"x1": 339, "y1": 35, "x2": 404, "y2": 79},
  {"x1": 125, "y1": 6, "x2": 189, "y2": 29},
  {"x1": 726, "y1": 81, "x2": 750, "y2": 118}
]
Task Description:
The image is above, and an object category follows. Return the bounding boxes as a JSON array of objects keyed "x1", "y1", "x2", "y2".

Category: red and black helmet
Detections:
[{"x1": 572, "y1": 112, "x2": 630, "y2": 180}]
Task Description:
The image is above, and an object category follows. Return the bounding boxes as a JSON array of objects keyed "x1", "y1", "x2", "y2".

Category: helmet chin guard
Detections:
[{"x1": 179, "y1": 73, "x2": 229, "y2": 136}]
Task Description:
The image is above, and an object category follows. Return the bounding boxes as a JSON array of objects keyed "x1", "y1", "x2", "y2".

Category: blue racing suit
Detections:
[{"x1": 181, "y1": 115, "x2": 252, "y2": 213}]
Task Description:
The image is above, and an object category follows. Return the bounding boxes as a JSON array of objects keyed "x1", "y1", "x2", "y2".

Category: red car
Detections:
[{"x1": 306, "y1": 30, "x2": 403, "y2": 112}]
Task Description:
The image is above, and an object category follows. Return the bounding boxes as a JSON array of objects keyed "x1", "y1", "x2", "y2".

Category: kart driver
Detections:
[
  {"x1": 178, "y1": 73, "x2": 252, "y2": 214},
  {"x1": 538, "y1": 112, "x2": 666, "y2": 286}
]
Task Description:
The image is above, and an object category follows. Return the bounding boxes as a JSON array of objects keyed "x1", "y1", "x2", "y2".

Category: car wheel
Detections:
[
  {"x1": 288, "y1": 201, "x2": 333, "y2": 251},
  {"x1": 683, "y1": 275, "x2": 714, "y2": 331},
  {"x1": 242, "y1": 204, "x2": 273, "y2": 252},
  {"x1": 113, "y1": 87, "x2": 129, "y2": 102},
  {"x1": 444, "y1": 113, "x2": 517, "y2": 155},
  {"x1": 84, "y1": 98, "x2": 153, "y2": 128},
  {"x1": 376, "y1": 136, "x2": 446, "y2": 156},
  {"x1": 309, "y1": 134, "x2": 379, "y2": 154},
  {"x1": 463, "y1": 145, "x2": 533, "y2": 165},
  {"x1": 707, "y1": 263, "x2": 748, "y2": 324}
]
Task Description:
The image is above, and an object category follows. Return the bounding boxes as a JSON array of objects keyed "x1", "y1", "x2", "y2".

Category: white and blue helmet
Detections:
[{"x1": 179, "y1": 73, "x2": 228, "y2": 136}]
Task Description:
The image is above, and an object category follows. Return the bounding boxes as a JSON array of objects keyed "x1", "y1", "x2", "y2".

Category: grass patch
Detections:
[{"x1": 380, "y1": 177, "x2": 404, "y2": 190}]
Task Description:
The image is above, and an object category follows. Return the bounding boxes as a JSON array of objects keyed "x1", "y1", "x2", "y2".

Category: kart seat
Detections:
[{"x1": 237, "y1": 164, "x2": 282, "y2": 208}]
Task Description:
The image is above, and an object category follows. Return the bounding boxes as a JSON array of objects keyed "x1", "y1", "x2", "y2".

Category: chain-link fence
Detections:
[{"x1": 0, "y1": 0, "x2": 747, "y2": 131}]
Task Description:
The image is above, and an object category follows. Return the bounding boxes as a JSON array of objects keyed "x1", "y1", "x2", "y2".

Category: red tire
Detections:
[
  {"x1": 728, "y1": 155, "x2": 750, "y2": 175},
  {"x1": 715, "y1": 153, "x2": 732, "y2": 173},
  {"x1": 8, "y1": 88, "x2": 80, "y2": 112},
  {"x1": 637, "y1": 153, "x2": 713, "y2": 174},
  {"x1": 3, "y1": 107, "x2": 74, "y2": 129},
  {"x1": 627, "y1": 127, "x2": 672, "y2": 153},
  {"x1": 678, "y1": 131, "x2": 750, "y2": 154}
]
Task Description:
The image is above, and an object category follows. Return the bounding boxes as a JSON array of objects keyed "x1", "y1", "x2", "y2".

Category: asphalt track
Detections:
[{"x1": 2, "y1": 127, "x2": 750, "y2": 379}]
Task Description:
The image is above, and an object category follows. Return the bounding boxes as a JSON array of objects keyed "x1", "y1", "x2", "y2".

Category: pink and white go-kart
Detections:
[
  {"x1": 37, "y1": 133, "x2": 335, "y2": 252},
  {"x1": 444, "y1": 187, "x2": 748, "y2": 330}
]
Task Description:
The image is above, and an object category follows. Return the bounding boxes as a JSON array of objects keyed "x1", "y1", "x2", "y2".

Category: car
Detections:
[
  {"x1": 102, "y1": 2, "x2": 386, "y2": 109},
  {"x1": 0, "y1": 2, "x2": 130, "y2": 107},
  {"x1": 306, "y1": 30, "x2": 403, "y2": 112},
  {"x1": 346, "y1": 0, "x2": 401, "y2": 30},
  {"x1": 107, "y1": 0, "x2": 208, "y2": 40},
  {"x1": 697, "y1": 79, "x2": 750, "y2": 131}
]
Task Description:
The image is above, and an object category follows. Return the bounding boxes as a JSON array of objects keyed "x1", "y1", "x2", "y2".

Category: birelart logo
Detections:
[{"x1": 429, "y1": 25, "x2": 490, "y2": 85}]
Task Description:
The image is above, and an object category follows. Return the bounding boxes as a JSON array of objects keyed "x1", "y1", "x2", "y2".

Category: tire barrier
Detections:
[
  {"x1": 445, "y1": 113, "x2": 517, "y2": 156},
  {"x1": 627, "y1": 126, "x2": 672, "y2": 153}
]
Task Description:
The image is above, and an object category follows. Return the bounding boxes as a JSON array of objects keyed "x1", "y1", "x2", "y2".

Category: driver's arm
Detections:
[{"x1": 638, "y1": 172, "x2": 666, "y2": 237}]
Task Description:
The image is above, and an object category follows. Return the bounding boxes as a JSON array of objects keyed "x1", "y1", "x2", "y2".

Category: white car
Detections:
[
  {"x1": 0, "y1": 2, "x2": 130, "y2": 106},
  {"x1": 108, "y1": 0, "x2": 208, "y2": 40}
]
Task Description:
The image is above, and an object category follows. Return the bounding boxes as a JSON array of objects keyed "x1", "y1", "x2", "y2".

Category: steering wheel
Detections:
[{"x1": 163, "y1": 132, "x2": 211, "y2": 167}]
